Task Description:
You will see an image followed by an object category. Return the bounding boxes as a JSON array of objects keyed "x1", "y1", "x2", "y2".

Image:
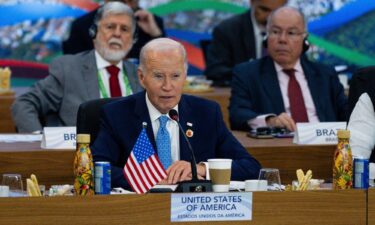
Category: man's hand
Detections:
[
  {"x1": 266, "y1": 112, "x2": 296, "y2": 132},
  {"x1": 134, "y1": 10, "x2": 162, "y2": 37},
  {"x1": 158, "y1": 160, "x2": 206, "y2": 185}
]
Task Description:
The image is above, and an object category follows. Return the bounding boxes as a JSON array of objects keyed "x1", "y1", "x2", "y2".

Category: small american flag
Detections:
[{"x1": 124, "y1": 128, "x2": 167, "y2": 194}]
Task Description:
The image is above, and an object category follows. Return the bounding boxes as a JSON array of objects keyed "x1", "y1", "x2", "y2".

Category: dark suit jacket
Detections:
[
  {"x1": 92, "y1": 92, "x2": 261, "y2": 190},
  {"x1": 229, "y1": 56, "x2": 348, "y2": 130},
  {"x1": 62, "y1": 8, "x2": 165, "y2": 59},
  {"x1": 205, "y1": 10, "x2": 256, "y2": 86}
]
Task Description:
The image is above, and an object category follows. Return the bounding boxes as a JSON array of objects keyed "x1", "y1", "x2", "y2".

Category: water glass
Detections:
[
  {"x1": 258, "y1": 168, "x2": 281, "y2": 191},
  {"x1": 2, "y1": 174, "x2": 24, "y2": 197}
]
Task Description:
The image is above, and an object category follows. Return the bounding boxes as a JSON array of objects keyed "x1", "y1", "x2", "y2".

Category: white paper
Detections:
[{"x1": 0, "y1": 134, "x2": 42, "y2": 143}]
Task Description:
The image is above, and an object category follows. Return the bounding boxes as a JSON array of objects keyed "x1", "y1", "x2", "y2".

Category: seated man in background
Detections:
[
  {"x1": 12, "y1": 2, "x2": 143, "y2": 133},
  {"x1": 205, "y1": 0, "x2": 287, "y2": 86},
  {"x1": 63, "y1": 0, "x2": 165, "y2": 59},
  {"x1": 229, "y1": 6, "x2": 348, "y2": 131},
  {"x1": 92, "y1": 38, "x2": 261, "y2": 190}
]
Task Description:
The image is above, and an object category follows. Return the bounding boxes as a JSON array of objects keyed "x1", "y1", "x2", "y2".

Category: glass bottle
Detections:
[
  {"x1": 74, "y1": 134, "x2": 94, "y2": 195},
  {"x1": 333, "y1": 130, "x2": 353, "y2": 189}
]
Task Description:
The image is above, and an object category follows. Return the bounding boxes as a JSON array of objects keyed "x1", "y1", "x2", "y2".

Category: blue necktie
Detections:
[{"x1": 156, "y1": 115, "x2": 171, "y2": 170}]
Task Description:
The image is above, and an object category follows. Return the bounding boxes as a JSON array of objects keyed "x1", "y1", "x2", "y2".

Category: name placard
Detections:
[
  {"x1": 41, "y1": 127, "x2": 76, "y2": 149},
  {"x1": 293, "y1": 122, "x2": 346, "y2": 145},
  {"x1": 171, "y1": 192, "x2": 252, "y2": 222}
]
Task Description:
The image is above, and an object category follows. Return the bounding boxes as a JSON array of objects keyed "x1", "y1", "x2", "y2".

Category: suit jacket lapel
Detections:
[
  {"x1": 301, "y1": 57, "x2": 325, "y2": 120},
  {"x1": 261, "y1": 57, "x2": 285, "y2": 113},
  {"x1": 133, "y1": 92, "x2": 156, "y2": 150},
  {"x1": 82, "y1": 50, "x2": 100, "y2": 99},
  {"x1": 177, "y1": 96, "x2": 191, "y2": 161}
]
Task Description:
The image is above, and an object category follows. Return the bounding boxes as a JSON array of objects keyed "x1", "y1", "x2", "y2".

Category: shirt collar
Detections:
[
  {"x1": 145, "y1": 92, "x2": 179, "y2": 122},
  {"x1": 274, "y1": 59, "x2": 302, "y2": 74},
  {"x1": 95, "y1": 50, "x2": 123, "y2": 70}
]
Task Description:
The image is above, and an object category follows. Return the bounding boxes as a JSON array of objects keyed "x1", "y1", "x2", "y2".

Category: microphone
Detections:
[{"x1": 169, "y1": 109, "x2": 212, "y2": 192}]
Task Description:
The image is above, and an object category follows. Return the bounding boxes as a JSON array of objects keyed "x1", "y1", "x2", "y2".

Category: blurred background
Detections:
[{"x1": 0, "y1": 0, "x2": 374, "y2": 88}]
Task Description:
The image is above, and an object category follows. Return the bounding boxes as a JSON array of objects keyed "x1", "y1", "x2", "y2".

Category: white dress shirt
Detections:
[
  {"x1": 145, "y1": 93, "x2": 180, "y2": 163},
  {"x1": 95, "y1": 51, "x2": 132, "y2": 98},
  {"x1": 347, "y1": 92, "x2": 375, "y2": 179},
  {"x1": 249, "y1": 60, "x2": 319, "y2": 128}
]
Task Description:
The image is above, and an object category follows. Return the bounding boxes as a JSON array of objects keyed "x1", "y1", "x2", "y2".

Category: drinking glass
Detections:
[
  {"x1": 258, "y1": 168, "x2": 281, "y2": 191},
  {"x1": 2, "y1": 174, "x2": 24, "y2": 197}
]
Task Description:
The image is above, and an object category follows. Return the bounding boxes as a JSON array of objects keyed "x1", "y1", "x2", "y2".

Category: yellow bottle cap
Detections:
[
  {"x1": 76, "y1": 134, "x2": 90, "y2": 143},
  {"x1": 337, "y1": 130, "x2": 350, "y2": 139}
]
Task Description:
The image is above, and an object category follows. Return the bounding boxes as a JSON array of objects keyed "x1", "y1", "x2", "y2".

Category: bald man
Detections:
[
  {"x1": 229, "y1": 6, "x2": 348, "y2": 131},
  {"x1": 92, "y1": 38, "x2": 261, "y2": 191}
]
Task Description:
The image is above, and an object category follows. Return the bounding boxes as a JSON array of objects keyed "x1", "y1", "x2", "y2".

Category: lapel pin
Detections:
[{"x1": 186, "y1": 129, "x2": 194, "y2": 138}]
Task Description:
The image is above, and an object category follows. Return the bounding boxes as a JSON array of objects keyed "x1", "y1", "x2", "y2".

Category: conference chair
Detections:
[
  {"x1": 348, "y1": 66, "x2": 375, "y2": 119},
  {"x1": 347, "y1": 66, "x2": 375, "y2": 163},
  {"x1": 76, "y1": 97, "x2": 120, "y2": 144}
]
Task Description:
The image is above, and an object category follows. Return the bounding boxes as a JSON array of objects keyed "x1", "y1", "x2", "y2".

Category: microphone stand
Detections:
[{"x1": 169, "y1": 110, "x2": 212, "y2": 192}]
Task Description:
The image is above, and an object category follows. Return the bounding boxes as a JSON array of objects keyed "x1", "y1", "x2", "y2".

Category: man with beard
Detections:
[
  {"x1": 12, "y1": 2, "x2": 143, "y2": 133},
  {"x1": 62, "y1": 0, "x2": 165, "y2": 59}
]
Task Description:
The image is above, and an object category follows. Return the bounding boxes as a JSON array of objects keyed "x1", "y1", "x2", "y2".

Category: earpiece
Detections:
[{"x1": 89, "y1": 23, "x2": 97, "y2": 39}]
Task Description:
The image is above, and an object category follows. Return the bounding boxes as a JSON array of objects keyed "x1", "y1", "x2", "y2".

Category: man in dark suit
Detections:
[
  {"x1": 205, "y1": 0, "x2": 286, "y2": 86},
  {"x1": 229, "y1": 6, "x2": 348, "y2": 131},
  {"x1": 92, "y1": 38, "x2": 261, "y2": 189},
  {"x1": 62, "y1": 0, "x2": 165, "y2": 59},
  {"x1": 12, "y1": 2, "x2": 143, "y2": 133}
]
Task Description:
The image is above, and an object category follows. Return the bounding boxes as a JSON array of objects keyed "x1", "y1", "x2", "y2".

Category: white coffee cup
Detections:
[
  {"x1": 0, "y1": 185, "x2": 9, "y2": 197},
  {"x1": 245, "y1": 180, "x2": 268, "y2": 191},
  {"x1": 208, "y1": 159, "x2": 232, "y2": 192}
]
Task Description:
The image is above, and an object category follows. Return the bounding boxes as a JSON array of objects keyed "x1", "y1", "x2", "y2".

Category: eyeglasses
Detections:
[{"x1": 268, "y1": 28, "x2": 306, "y2": 40}]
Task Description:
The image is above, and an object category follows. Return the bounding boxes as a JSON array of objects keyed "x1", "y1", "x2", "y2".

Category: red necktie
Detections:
[
  {"x1": 106, "y1": 65, "x2": 122, "y2": 97},
  {"x1": 283, "y1": 69, "x2": 309, "y2": 122}
]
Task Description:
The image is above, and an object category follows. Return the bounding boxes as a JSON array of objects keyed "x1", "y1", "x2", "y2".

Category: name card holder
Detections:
[
  {"x1": 293, "y1": 122, "x2": 347, "y2": 145},
  {"x1": 171, "y1": 192, "x2": 252, "y2": 222},
  {"x1": 41, "y1": 127, "x2": 76, "y2": 149}
]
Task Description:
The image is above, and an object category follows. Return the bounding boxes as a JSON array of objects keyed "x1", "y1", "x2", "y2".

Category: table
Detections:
[
  {"x1": 0, "y1": 142, "x2": 74, "y2": 188},
  {"x1": 0, "y1": 92, "x2": 16, "y2": 133},
  {"x1": 0, "y1": 189, "x2": 366, "y2": 225},
  {"x1": 233, "y1": 131, "x2": 335, "y2": 184},
  {"x1": 0, "y1": 132, "x2": 335, "y2": 187},
  {"x1": 369, "y1": 188, "x2": 375, "y2": 225}
]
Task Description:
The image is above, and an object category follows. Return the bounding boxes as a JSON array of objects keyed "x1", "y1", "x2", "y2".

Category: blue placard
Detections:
[{"x1": 171, "y1": 192, "x2": 252, "y2": 222}]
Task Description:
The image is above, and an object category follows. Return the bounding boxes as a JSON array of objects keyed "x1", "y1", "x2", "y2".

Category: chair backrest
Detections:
[
  {"x1": 76, "y1": 98, "x2": 120, "y2": 144},
  {"x1": 348, "y1": 66, "x2": 375, "y2": 119}
]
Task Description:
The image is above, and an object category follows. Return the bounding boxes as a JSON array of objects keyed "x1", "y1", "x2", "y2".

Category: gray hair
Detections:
[
  {"x1": 94, "y1": 1, "x2": 136, "y2": 35},
  {"x1": 139, "y1": 38, "x2": 188, "y2": 73},
  {"x1": 266, "y1": 6, "x2": 307, "y2": 33}
]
